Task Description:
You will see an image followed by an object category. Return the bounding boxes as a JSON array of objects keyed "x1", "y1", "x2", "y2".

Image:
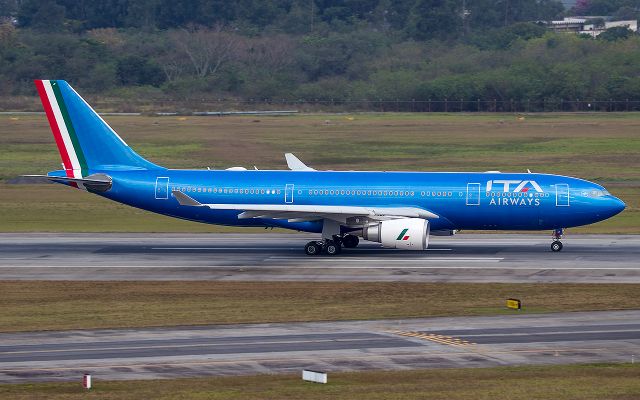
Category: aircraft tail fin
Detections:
[{"x1": 34, "y1": 80, "x2": 161, "y2": 178}]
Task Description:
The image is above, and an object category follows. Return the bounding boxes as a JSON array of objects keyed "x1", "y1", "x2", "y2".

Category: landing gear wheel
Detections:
[
  {"x1": 342, "y1": 234, "x2": 359, "y2": 248},
  {"x1": 551, "y1": 240, "x2": 563, "y2": 252},
  {"x1": 324, "y1": 240, "x2": 341, "y2": 256},
  {"x1": 305, "y1": 241, "x2": 321, "y2": 256}
]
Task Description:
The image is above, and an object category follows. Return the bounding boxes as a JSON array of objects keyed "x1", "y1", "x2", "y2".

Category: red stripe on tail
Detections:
[{"x1": 34, "y1": 80, "x2": 73, "y2": 177}]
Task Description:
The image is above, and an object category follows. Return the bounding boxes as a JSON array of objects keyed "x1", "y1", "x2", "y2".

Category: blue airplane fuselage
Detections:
[{"x1": 88, "y1": 168, "x2": 625, "y2": 233}]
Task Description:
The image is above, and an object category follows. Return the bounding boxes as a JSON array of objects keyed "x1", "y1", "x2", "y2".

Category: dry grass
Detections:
[
  {"x1": 2, "y1": 112, "x2": 639, "y2": 177},
  {"x1": 1, "y1": 364, "x2": 639, "y2": 400},
  {"x1": 2, "y1": 281, "x2": 640, "y2": 333}
]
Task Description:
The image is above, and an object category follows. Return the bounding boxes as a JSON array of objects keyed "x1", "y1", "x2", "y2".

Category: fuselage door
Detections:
[
  {"x1": 466, "y1": 183, "x2": 480, "y2": 206},
  {"x1": 285, "y1": 184, "x2": 294, "y2": 204},
  {"x1": 155, "y1": 177, "x2": 169, "y2": 199},
  {"x1": 556, "y1": 183, "x2": 570, "y2": 207}
]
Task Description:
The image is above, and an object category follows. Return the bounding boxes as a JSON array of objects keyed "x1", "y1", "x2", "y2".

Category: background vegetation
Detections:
[{"x1": 1, "y1": 0, "x2": 640, "y2": 110}]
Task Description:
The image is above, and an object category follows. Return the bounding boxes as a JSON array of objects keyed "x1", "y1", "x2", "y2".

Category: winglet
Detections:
[
  {"x1": 285, "y1": 153, "x2": 316, "y2": 171},
  {"x1": 172, "y1": 190, "x2": 203, "y2": 206}
]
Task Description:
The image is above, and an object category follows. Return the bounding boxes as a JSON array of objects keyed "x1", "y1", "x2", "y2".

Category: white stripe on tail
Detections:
[{"x1": 42, "y1": 80, "x2": 83, "y2": 179}]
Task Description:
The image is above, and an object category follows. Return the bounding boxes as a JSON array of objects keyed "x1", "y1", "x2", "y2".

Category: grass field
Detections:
[
  {"x1": 1, "y1": 112, "x2": 638, "y2": 233},
  {"x1": 2, "y1": 281, "x2": 640, "y2": 332},
  {"x1": 2, "y1": 364, "x2": 639, "y2": 400}
]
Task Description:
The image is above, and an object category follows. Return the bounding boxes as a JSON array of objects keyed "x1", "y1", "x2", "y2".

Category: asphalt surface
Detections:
[
  {"x1": 1, "y1": 310, "x2": 638, "y2": 382},
  {"x1": 0, "y1": 233, "x2": 638, "y2": 282}
]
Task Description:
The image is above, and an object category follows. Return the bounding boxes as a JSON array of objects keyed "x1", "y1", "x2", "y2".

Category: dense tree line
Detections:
[{"x1": 0, "y1": 0, "x2": 639, "y2": 109}]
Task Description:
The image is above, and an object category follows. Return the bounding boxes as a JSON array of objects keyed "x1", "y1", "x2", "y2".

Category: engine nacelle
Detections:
[{"x1": 361, "y1": 218, "x2": 430, "y2": 250}]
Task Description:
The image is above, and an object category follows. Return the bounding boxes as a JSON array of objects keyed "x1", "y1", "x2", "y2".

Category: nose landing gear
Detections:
[{"x1": 551, "y1": 228, "x2": 564, "y2": 252}]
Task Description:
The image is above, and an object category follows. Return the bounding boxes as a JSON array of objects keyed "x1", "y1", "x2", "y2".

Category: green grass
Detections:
[
  {"x1": 3, "y1": 281, "x2": 640, "y2": 333},
  {"x1": 2, "y1": 363, "x2": 639, "y2": 400},
  {"x1": 1, "y1": 112, "x2": 638, "y2": 232}
]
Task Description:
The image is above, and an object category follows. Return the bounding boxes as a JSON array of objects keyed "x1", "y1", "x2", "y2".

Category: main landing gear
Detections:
[
  {"x1": 551, "y1": 228, "x2": 564, "y2": 252},
  {"x1": 304, "y1": 234, "x2": 359, "y2": 256}
]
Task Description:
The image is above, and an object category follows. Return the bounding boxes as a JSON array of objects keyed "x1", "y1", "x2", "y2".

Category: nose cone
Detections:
[{"x1": 610, "y1": 196, "x2": 626, "y2": 216}]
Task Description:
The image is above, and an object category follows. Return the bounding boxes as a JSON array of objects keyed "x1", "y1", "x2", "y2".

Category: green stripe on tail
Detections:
[{"x1": 51, "y1": 81, "x2": 88, "y2": 176}]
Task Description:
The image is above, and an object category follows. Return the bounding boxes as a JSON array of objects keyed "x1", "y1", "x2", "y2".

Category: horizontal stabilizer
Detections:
[
  {"x1": 23, "y1": 174, "x2": 111, "y2": 184},
  {"x1": 23, "y1": 173, "x2": 112, "y2": 191}
]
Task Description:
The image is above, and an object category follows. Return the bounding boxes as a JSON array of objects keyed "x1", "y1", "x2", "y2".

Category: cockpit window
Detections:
[{"x1": 590, "y1": 190, "x2": 606, "y2": 197}]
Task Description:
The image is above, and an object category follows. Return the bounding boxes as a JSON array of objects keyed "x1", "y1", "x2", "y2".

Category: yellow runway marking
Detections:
[{"x1": 389, "y1": 330, "x2": 477, "y2": 347}]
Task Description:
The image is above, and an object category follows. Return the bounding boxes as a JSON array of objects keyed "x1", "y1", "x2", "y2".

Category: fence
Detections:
[{"x1": 2, "y1": 96, "x2": 640, "y2": 113}]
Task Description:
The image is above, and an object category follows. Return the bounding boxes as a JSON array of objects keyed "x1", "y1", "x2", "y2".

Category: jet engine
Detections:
[{"x1": 361, "y1": 218, "x2": 430, "y2": 250}]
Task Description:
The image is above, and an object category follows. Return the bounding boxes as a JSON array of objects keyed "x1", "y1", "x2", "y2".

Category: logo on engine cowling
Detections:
[{"x1": 396, "y1": 228, "x2": 410, "y2": 241}]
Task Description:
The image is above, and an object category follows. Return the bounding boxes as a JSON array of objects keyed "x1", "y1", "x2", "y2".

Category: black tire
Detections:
[
  {"x1": 324, "y1": 240, "x2": 341, "y2": 255},
  {"x1": 305, "y1": 241, "x2": 321, "y2": 256},
  {"x1": 551, "y1": 241, "x2": 563, "y2": 252},
  {"x1": 342, "y1": 234, "x2": 359, "y2": 248}
]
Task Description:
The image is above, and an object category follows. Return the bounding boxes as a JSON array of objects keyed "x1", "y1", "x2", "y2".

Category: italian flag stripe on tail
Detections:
[{"x1": 34, "y1": 79, "x2": 87, "y2": 180}]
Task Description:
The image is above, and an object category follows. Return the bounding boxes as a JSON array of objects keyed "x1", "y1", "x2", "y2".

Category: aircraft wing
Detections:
[{"x1": 172, "y1": 190, "x2": 438, "y2": 224}]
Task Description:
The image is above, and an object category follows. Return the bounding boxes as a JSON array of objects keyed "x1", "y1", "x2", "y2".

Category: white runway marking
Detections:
[
  {"x1": 151, "y1": 247, "x2": 453, "y2": 251},
  {"x1": 151, "y1": 247, "x2": 297, "y2": 251},
  {"x1": 268, "y1": 257, "x2": 503, "y2": 262},
  {"x1": 5, "y1": 265, "x2": 640, "y2": 270}
]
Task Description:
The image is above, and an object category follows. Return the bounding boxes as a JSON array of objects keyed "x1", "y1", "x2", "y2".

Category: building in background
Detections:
[{"x1": 546, "y1": 17, "x2": 638, "y2": 37}]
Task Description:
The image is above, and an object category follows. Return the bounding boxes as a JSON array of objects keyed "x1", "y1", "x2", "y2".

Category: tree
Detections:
[
  {"x1": 0, "y1": 0, "x2": 18, "y2": 18},
  {"x1": 169, "y1": 25, "x2": 239, "y2": 78},
  {"x1": 598, "y1": 25, "x2": 634, "y2": 41},
  {"x1": 405, "y1": 0, "x2": 461, "y2": 41},
  {"x1": 18, "y1": 0, "x2": 66, "y2": 32},
  {"x1": 116, "y1": 55, "x2": 165, "y2": 86}
]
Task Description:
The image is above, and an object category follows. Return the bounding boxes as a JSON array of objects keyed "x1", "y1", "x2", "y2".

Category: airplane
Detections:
[{"x1": 28, "y1": 80, "x2": 626, "y2": 255}]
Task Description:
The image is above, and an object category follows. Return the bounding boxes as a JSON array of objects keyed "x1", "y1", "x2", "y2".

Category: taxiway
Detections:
[{"x1": 0, "y1": 310, "x2": 638, "y2": 382}]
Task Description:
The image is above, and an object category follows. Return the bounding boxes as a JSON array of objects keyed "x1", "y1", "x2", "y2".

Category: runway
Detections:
[
  {"x1": 0, "y1": 233, "x2": 638, "y2": 282},
  {"x1": 1, "y1": 310, "x2": 638, "y2": 382}
]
